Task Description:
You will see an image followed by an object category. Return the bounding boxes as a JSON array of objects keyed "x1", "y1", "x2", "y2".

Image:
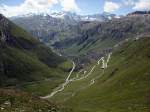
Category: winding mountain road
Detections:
[
  {"x1": 90, "y1": 53, "x2": 112, "y2": 86},
  {"x1": 72, "y1": 66, "x2": 96, "y2": 81},
  {"x1": 42, "y1": 53, "x2": 112, "y2": 99},
  {"x1": 41, "y1": 61, "x2": 75, "y2": 99}
]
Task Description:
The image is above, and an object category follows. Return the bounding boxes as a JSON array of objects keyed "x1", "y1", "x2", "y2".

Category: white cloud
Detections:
[
  {"x1": 133, "y1": 0, "x2": 150, "y2": 10},
  {"x1": 60, "y1": 0, "x2": 80, "y2": 12},
  {"x1": 123, "y1": 0, "x2": 136, "y2": 6},
  {"x1": 104, "y1": 1, "x2": 120, "y2": 12},
  {"x1": 0, "y1": 0, "x2": 58, "y2": 17},
  {"x1": 0, "y1": 0, "x2": 80, "y2": 17}
]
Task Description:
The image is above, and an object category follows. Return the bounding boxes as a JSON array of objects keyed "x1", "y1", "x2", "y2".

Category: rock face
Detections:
[
  {"x1": 54, "y1": 12, "x2": 150, "y2": 67},
  {"x1": 10, "y1": 12, "x2": 118, "y2": 45},
  {"x1": 127, "y1": 11, "x2": 150, "y2": 16},
  {"x1": 53, "y1": 12, "x2": 150, "y2": 54},
  {"x1": 0, "y1": 14, "x2": 9, "y2": 44}
]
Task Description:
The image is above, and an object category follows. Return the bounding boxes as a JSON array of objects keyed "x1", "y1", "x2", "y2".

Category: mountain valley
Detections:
[{"x1": 0, "y1": 10, "x2": 150, "y2": 112}]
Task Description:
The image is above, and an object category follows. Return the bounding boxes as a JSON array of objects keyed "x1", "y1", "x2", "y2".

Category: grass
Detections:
[
  {"x1": 50, "y1": 60, "x2": 103, "y2": 102},
  {"x1": 21, "y1": 78, "x2": 64, "y2": 96},
  {"x1": 50, "y1": 37, "x2": 150, "y2": 112},
  {"x1": 0, "y1": 89, "x2": 70, "y2": 112},
  {"x1": 0, "y1": 15, "x2": 73, "y2": 96}
]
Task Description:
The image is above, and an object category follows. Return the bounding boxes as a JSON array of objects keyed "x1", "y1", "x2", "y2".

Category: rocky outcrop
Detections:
[
  {"x1": 0, "y1": 14, "x2": 9, "y2": 44},
  {"x1": 127, "y1": 11, "x2": 150, "y2": 16}
]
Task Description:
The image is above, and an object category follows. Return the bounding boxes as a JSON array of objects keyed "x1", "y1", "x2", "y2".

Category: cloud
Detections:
[
  {"x1": 133, "y1": 0, "x2": 150, "y2": 10},
  {"x1": 123, "y1": 0, "x2": 136, "y2": 6},
  {"x1": 0, "y1": 0, "x2": 58, "y2": 17},
  {"x1": 60, "y1": 0, "x2": 80, "y2": 12},
  {"x1": 104, "y1": 1, "x2": 120, "y2": 12},
  {"x1": 0, "y1": 0, "x2": 80, "y2": 17},
  {"x1": 122, "y1": 0, "x2": 150, "y2": 10}
]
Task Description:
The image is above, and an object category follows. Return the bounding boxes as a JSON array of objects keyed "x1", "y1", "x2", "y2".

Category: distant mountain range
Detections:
[
  {"x1": 50, "y1": 11, "x2": 120, "y2": 22},
  {"x1": 10, "y1": 11, "x2": 150, "y2": 66},
  {"x1": 52, "y1": 11, "x2": 150, "y2": 63},
  {"x1": 10, "y1": 11, "x2": 121, "y2": 46},
  {"x1": 12, "y1": 11, "x2": 120, "y2": 22}
]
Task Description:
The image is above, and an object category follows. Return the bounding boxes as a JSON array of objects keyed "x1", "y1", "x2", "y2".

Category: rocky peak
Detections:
[
  {"x1": 0, "y1": 14, "x2": 3, "y2": 20},
  {"x1": 127, "y1": 11, "x2": 150, "y2": 16},
  {"x1": 0, "y1": 14, "x2": 10, "y2": 44}
]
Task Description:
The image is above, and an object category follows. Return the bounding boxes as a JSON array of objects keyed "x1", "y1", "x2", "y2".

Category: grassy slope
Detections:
[
  {"x1": 0, "y1": 89, "x2": 71, "y2": 112},
  {"x1": 0, "y1": 15, "x2": 72, "y2": 96},
  {"x1": 52, "y1": 37, "x2": 150, "y2": 112}
]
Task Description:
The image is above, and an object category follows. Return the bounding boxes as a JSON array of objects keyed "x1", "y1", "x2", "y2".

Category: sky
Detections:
[{"x1": 0, "y1": 0, "x2": 150, "y2": 17}]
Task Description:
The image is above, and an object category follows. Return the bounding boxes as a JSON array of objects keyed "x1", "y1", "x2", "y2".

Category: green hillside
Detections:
[
  {"x1": 0, "y1": 14, "x2": 72, "y2": 96},
  {"x1": 51, "y1": 37, "x2": 150, "y2": 112},
  {"x1": 0, "y1": 89, "x2": 71, "y2": 112}
]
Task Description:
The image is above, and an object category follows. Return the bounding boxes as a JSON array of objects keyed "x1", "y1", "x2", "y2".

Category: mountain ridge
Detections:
[
  {"x1": 0, "y1": 14, "x2": 72, "y2": 96},
  {"x1": 11, "y1": 11, "x2": 119, "y2": 22}
]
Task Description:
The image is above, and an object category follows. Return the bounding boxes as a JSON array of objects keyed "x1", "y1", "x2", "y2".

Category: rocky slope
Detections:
[
  {"x1": 11, "y1": 12, "x2": 118, "y2": 45},
  {"x1": 52, "y1": 12, "x2": 150, "y2": 65}
]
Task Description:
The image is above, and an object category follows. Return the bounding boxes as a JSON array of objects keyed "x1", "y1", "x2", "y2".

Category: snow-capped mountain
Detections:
[
  {"x1": 50, "y1": 11, "x2": 120, "y2": 22},
  {"x1": 10, "y1": 11, "x2": 121, "y2": 45},
  {"x1": 51, "y1": 11, "x2": 80, "y2": 20},
  {"x1": 11, "y1": 11, "x2": 120, "y2": 23}
]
